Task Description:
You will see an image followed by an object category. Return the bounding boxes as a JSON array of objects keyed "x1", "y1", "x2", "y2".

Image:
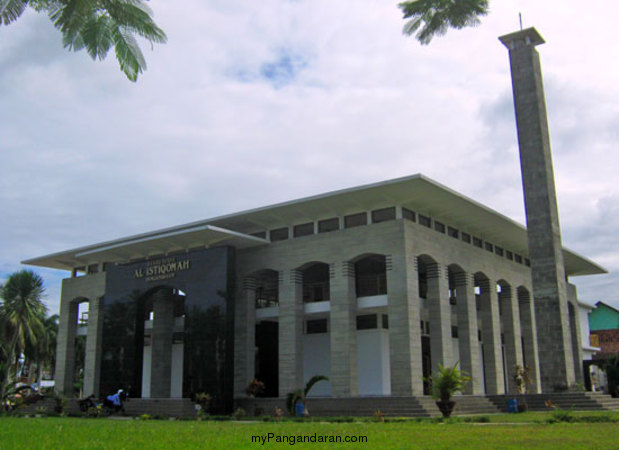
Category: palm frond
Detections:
[
  {"x1": 399, "y1": 0, "x2": 489, "y2": 45},
  {"x1": 304, "y1": 375, "x2": 329, "y2": 396},
  {"x1": 82, "y1": 13, "x2": 112, "y2": 60},
  {"x1": 111, "y1": 22, "x2": 146, "y2": 81},
  {"x1": 103, "y1": 1, "x2": 166, "y2": 43},
  {"x1": 0, "y1": 0, "x2": 29, "y2": 25}
]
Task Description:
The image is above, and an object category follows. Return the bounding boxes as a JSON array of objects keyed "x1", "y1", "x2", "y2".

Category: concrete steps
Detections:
[{"x1": 488, "y1": 392, "x2": 619, "y2": 412}]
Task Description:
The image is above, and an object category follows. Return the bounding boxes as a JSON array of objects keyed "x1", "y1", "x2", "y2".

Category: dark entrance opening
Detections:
[
  {"x1": 255, "y1": 321, "x2": 279, "y2": 397},
  {"x1": 422, "y1": 336, "x2": 432, "y2": 395}
]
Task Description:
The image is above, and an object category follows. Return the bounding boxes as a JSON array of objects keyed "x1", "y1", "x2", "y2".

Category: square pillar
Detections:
[
  {"x1": 83, "y1": 296, "x2": 104, "y2": 397},
  {"x1": 278, "y1": 269, "x2": 304, "y2": 396},
  {"x1": 55, "y1": 296, "x2": 78, "y2": 397},
  {"x1": 387, "y1": 251, "x2": 423, "y2": 396},
  {"x1": 330, "y1": 262, "x2": 358, "y2": 397},
  {"x1": 151, "y1": 288, "x2": 174, "y2": 398}
]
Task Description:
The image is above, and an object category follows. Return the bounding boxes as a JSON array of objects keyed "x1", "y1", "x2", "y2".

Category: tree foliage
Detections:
[
  {"x1": 399, "y1": 0, "x2": 489, "y2": 44},
  {"x1": 0, "y1": 270, "x2": 49, "y2": 401},
  {"x1": 0, "y1": 0, "x2": 167, "y2": 81}
]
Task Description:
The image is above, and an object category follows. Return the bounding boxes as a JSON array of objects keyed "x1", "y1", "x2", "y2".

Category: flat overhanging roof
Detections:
[
  {"x1": 22, "y1": 225, "x2": 268, "y2": 271},
  {"x1": 23, "y1": 174, "x2": 606, "y2": 276}
]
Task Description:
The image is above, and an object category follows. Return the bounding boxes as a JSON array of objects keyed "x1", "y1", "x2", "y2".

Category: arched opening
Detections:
[
  {"x1": 355, "y1": 255, "x2": 387, "y2": 297},
  {"x1": 417, "y1": 255, "x2": 436, "y2": 395},
  {"x1": 517, "y1": 286, "x2": 540, "y2": 393},
  {"x1": 302, "y1": 263, "x2": 330, "y2": 303},
  {"x1": 73, "y1": 299, "x2": 90, "y2": 397},
  {"x1": 474, "y1": 272, "x2": 489, "y2": 394},
  {"x1": 497, "y1": 280, "x2": 511, "y2": 394}
]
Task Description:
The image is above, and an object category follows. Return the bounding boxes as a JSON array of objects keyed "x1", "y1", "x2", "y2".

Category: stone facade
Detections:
[{"x1": 46, "y1": 174, "x2": 602, "y2": 406}]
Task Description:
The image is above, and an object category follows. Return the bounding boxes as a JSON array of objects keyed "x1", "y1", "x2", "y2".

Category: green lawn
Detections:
[
  {"x1": 0, "y1": 413, "x2": 619, "y2": 450},
  {"x1": 1, "y1": 414, "x2": 618, "y2": 449}
]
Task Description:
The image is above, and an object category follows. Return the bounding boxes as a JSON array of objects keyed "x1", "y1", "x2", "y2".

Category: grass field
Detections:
[{"x1": 1, "y1": 412, "x2": 618, "y2": 449}]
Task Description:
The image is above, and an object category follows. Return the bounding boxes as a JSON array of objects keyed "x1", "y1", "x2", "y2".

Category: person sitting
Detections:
[{"x1": 104, "y1": 389, "x2": 125, "y2": 413}]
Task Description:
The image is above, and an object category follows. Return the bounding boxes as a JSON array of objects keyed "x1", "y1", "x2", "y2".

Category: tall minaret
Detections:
[{"x1": 499, "y1": 28, "x2": 576, "y2": 391}]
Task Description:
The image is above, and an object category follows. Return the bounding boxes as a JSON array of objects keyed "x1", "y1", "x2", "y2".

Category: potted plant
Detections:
[
  {"x1": 286, "y1": 375, "x2": 328, "y2": 417},
  {"x1": 427, "y1": 362, "x2": 470, "y2": 418},
  {"x1": 245, "y1": 379, "x2": 265, "y2": 397}
]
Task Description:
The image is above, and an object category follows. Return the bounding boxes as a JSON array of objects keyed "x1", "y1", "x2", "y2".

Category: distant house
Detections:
[{"x1": 590, "y1": 302, "x2": 619, "y2": 359}]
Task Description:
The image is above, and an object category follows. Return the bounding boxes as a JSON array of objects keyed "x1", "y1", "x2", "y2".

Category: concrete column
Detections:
[
  {"x1": 55, "y1": 296, "x2": 78, "y2": 397},
  {"x1": 330, "y1": 262, "x2": 357, "y2": 397},
  {"x1": 427, "y1": 262, "x2": 453, "y2": 375},
  {"x1": 150, "y1": 288, "x2": 174, "y2": 398},
  {"x1": 387, "y1": 251, "x2": 423, "y2": 396},
  {"x1": 234, "y1": 277, "x2": 257, "y2": 397},
  {"x1": 500, "y1": 27, "x2": 576, "y2": 391},
  {"x1": 517, "y1": 287, "x2": 542, "y2": 393},
  {"x1": 498, "y1": 284, "x2": 524, "y2": 393},
  {"x1": 83, "y1": 296, "x2": 104, "y2": 397},
  {"x1": 278, "y1": 269, "x2": 304, "y2": 396},
  {"x1": 454, "y1": 272, "x2": 483, "y2": 394},
  {"x1": 567, "y1": 285, "x2": 584, "y2": 384},
  {"x1": 478, "y1": 277, "x2": 505, "y2": 394}
]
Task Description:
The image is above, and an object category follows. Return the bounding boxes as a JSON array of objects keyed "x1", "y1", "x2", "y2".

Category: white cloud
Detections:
[{"x1": 1, "y1": 1, "x2": 618, "y2": 313}]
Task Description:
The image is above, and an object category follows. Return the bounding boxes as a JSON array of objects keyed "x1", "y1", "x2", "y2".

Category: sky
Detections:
[{"x1": 1, "y1": 0, "x2": 618, "y2": 315}]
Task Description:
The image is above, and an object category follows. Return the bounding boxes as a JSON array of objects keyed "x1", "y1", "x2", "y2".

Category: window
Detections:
[
  {"x1": 293, "y1": 222, "x2": 314, "y2": 238},
  {"x1": 506, "y1": 250, "x2": 513, "y2": 260},
  {"x1": 451, "y1": 326, "x2": 458, "y2": 338},
  {"x1": 356, "y1": 314, "x2": 378, "y2": 330},
  {"x1": 355, "y1": 255, "x2": 387, "y2": 297},
  {"x1": 434, "y1": 221, "x2": 446, "y2": 233},
  {"x1": 525, "y1": 258, "x2": 531, "y2": 267},
  {"x1": 448, "y1": 227, "x2": 459, "y2": 239},
  {"x1": 402, "y1": 208, "x2": 416, "y2": 222},
  {"x1": 495, "y1": 246, "x2": 504, "y2": 256},
  {"x1": 307, "y1": 319, "x2": 328, "y2": 334},
  {"x1": 514, "y1": 254, "x2": 523, "y2": 264},
  {"x1": 461, "y1": 232, "x2": 471, "y2": 244},
  {"x1": 371, "y1": 207, "x2": 396, "y2": 223},
  {"x1": 318, "y1": 217, "x2": 339, "y2": 233},
  {"x1": 270, "y1": 227, "x2": 289, "y2": 241},
  {"x1": 419, "y1": 214, "x2": 431, "y2": 228},
  {"x1": 382, "y1": 314, "x2": 389, "y2": 329},
  {"x1": 344, "y1": 212, "x2": 367, "y2": 228},
  {"x1": 485, "y1": 242, "x2": 494, "y2": 252},
  {"x1": 473, "y1": 237, "x2": 483, "y2": 248}
]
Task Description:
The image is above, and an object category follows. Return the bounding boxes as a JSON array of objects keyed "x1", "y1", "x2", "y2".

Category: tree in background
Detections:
[
  {"x1": 399, "y1": 0, "x2": 489, "y2": 44},
  {"x1": 0, "y1": 270, "x2": 46, "y2": 400},
  {"x1": 0, "y1": 0, "x2": 166, "y2": 81}
]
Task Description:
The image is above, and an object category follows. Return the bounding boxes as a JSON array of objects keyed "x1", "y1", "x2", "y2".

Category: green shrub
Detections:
[{"x1": 548, "y1": 409, "x2": 573, "y2": 423}]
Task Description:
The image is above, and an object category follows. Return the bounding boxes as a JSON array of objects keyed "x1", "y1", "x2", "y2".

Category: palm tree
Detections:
[
  {"x1": 0, "y1": 0, "x2": 167, "y2": 81},
  {"x1": 0, "y1": 270, "x2": 47, "y2": 401},
  {"x1": 399, "y1": 0, "x2": 489, "y2": 44},
  {"x1": 24, "y1": 313, "x2": 59, "y2": 389}
]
